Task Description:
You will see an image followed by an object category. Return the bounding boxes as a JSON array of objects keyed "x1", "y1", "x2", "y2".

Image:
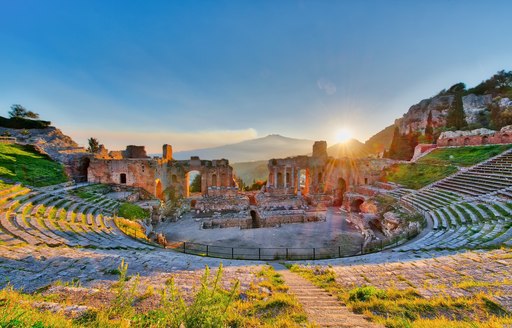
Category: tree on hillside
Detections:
[
  {"x1": 424, "y1": 110, "x2": 434, "y2": 143},
  {"x1": 190, "y1": 174, "x2": 202, "y2": 193},
  {"x1": 446, "y1": 83, "x2": 467, "y2": 130},
  {"x1": 386, "y1": 126, "x2": 418, "y2": 160},
  {"x1": 8, "y1": 104, "x2": 40, "y2": 119},
  {"x1": 87, "y1": 137, "x2": 100, "y2": 153},
  {"x1": 467, "y1": 70, "x2": 512, "y2": 96}
]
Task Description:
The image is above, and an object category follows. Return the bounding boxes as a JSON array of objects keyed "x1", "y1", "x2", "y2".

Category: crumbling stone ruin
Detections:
[
  {"x1": 87, "y1": 144, "x2": 237, "y2": 201},
  {"x1": 437, "y1": 125, "x2": 512, "y2": 147},
  {"x1": 265, "y1": 141, "x2": 393, "y2": 207}
]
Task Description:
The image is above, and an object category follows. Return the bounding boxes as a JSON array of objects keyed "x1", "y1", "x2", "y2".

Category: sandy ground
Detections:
[{"x1": 156, "y1": 208, "x2": 365, "y2": 254}]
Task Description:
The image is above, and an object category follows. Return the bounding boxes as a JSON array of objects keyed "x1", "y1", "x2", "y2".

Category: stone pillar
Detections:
[
  {"x1": 291, "y1": 167, "x2": 295, "y2": 188},
  {"x1": 283, "y1": 167, "x2": 287, "y2": 187},
  {"x1": 274, "y1": 168, "x2": 277, "y2": 188}
]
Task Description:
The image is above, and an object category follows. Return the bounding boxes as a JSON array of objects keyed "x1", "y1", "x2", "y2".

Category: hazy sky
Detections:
[{"x1": 1, "y1": 1, "x2": 511, "y2": 153}]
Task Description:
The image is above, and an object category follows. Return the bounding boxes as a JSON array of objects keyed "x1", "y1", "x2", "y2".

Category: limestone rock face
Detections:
[
  {"x1": 439, "y1": 128, "x2": 495, "y2": 139},
  {"x1": 0, "y1": 126, "x2": 90, "y2": 181},
  {"x1": 396, "y1": 93, "x2": 493, "y2": 134}
]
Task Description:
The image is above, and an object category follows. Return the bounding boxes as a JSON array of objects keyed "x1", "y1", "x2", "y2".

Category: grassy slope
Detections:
[
  {"x1": 383, "y1": 145, "x2": 512, "y2": 189},
  {"x1": 0, "y1": 143, "x2": 68, "y2": 187},
  {"x1": 417, "y1": 144, "x2": 512, "y2": 167}
]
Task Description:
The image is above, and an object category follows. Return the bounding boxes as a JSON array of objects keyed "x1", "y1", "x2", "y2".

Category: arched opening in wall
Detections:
[
  {"x1": 155, "y1": 179, "x2": 163, "y2": 200},
  {"x1": 503, "y1": 134, "x2": 510, "y2": 144},
  {"x1": 364, "y1": 178, "x2": 368, "y2": 185},
  {"x1": 277, "y1": 172, "x2": 283, "y2": 187},
  {"x1": 171, "y1": 174, "x2": 178, "y2": 184},
  {"x1": 334, "y1": 177, "x2": 347, "y2": 206},
  {"x1": 221, "y1": 173, "x2": 226, "y2": 187},
  {"x1": 250, "y1": 210, "x2": 261, "y2": 228},
  {"x1": 186, "y1": 170, "x2": 201, "y2": 197},
  {"x1": 211, "y1": 174, "x2": 217, "y2": 187},
  {"x1": 350, "y1": 198, "x2": 364, "y2": 213},
  {"x1": 285, "y1": 172, "x2": 291, "y2": 187},
  {"x1": 447, "y1": 139, "x2": 454, "y2": 146},
  {"x1": 120, "y1": 173, "x2": 127, "y2": 184},
  {"x1": 299, "y1": 169, "x2": 309, "y2": 195},
  {"x1": 463, "y1": 138, "x2": 470, "y2": 146},
  {"x1": 482, "y1": 136, "x2": 489, "y2": 145},
  {"x1": 79, "y1": 157, "x2": 90, "y2": 182},
  {"x1": 318, "y1": 172, "x2": 323, "y2": 183}
]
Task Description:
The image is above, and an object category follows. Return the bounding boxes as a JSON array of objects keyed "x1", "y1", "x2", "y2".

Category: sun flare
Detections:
[{"x1": 335, "y1": 128, "x2": 352, "y2": 143}]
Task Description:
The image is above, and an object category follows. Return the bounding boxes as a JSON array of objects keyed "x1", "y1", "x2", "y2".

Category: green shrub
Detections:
[
  {"x1": 348, "y1": 286, "x2": 386, "y2": 302},
  {"x1": 118, "y1": 202, "x2": 149, "y2": 220}
]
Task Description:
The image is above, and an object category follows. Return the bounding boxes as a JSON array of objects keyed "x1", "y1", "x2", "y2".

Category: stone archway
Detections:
[
  {"x1": 155, "y1": 179, "x2": 163, "y2": 200},
  {"x1": 447, "y1": 139, "x2": 454, "y2": 146},
  {"x1": 120, "y1": 173, "x2": 127, "y2": 184},
  {"x1": 482, "y1": 135, "x2": 489, "y2": 145},
  {"x1": 463, "y1": 138, "x2": 470, "y2": 146},
  {"x1": 350, "y1": 198, "x2": 364, "y2": 213}
]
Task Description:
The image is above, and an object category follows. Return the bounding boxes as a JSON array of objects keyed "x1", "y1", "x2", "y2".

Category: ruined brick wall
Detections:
[
  {"x1": 87, "y1": 158, "x2": 160, "y2": 196},
  {"x1": 437, "y1": 132, "x2": 512, "y2": 147},
  {"x1": 88, "y1": 145, "x2": 236, "y2": 201},
  {"x1": 124, "y1": 145, "x2": 148, "y2": 158},
  {"x1": 266, "y1": 143, "x2": 394, "y2": 205}
]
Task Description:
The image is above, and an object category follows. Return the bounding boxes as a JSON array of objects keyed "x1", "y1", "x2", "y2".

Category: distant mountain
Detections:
[
  {"x1": 173, "y1": 134, "x2": 314, "y2": 163},
  {"x1": 327, "y1": 139, "x2": 372, "y2": 158}
]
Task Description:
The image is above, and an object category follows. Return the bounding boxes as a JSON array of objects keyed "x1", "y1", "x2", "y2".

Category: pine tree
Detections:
[
  {"x1": 425, "y1": 110, "x2": 434, "y2": 143},
  {"x1": 446, "y1": 84, "x2": 467, "y2": 130},
  {"x1": 387, "y1": 126, "x2": 401, "y2": 159},
  {"x1": 87, "y1": 137, "x2": 100, "y2": 153}
]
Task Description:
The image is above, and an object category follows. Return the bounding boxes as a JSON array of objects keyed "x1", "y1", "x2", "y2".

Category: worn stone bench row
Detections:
[{"x1": 0, "y1": 210, "x2": 153, "y2": 250}]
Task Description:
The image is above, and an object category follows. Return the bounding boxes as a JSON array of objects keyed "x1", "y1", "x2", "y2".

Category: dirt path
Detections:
[{"x1": 272, "y1": 264, "x2": 382, "y2": 328}]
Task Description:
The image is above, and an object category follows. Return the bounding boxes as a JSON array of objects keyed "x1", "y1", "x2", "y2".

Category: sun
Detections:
[{"x1": 335, "y1": 128, "x2": 352, "y2": 143}]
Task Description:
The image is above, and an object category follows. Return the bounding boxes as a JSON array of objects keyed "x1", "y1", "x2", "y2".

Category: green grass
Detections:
[
  {"x1": 118, "y1": 202, "x2": 149, "y2": 220},
  {"x1": 383, "y1": 145, "x2": 512, "y2": 190},
  {"x1": 383, "y1": 163, "x2": 458, "y2": 189},
  {"x1": 0, "y1": 143, "x2": 68, "y2": 187},
  {"x1": 418, "y1": 144, "x2": 512, "y2": 167},
  {"x1": 0, "y1": 262, "x2": 309, "y2": 327},
  {"x1": 289, "y1": 264, "x2": 512, "y2": 328}
]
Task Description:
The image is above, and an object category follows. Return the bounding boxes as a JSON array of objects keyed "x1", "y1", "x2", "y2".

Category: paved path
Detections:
[{"x1": 272, "y1": 264, "x2": 382, "y2": 328}]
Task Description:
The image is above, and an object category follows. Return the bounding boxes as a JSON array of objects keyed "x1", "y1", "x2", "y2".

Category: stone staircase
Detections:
[{"x1": 273, "y1": 264, "x2": 382, "y2": 327}]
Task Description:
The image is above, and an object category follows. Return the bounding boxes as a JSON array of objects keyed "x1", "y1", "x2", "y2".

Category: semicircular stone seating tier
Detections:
[
  {"x1": 389, "y1": 149, "x2": 512, "y2": 252},
  {"x1": 0, "y1": 184, "x2": 154, "y2": 250}
]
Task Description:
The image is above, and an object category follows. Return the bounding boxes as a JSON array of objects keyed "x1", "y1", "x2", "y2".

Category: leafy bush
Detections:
[
  {"x1": 348, "y1": 286, "x2": 386, "y2": 302},
  {"x1": 0, "y1": 116, "x2": 51, "y2": 129},
  {"x1": 118, "y1": 202, "x2": 149, "y2": 220}
]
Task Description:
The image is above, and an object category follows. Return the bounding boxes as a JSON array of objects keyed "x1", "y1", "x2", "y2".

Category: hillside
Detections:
[
  {"x1": 327, "y1": 139, "x2": 372, "y2": 158},
  {"x1": 382, "y1": 144, "x2": 512, "y2": 189},
  {"x1": 366, "y1": 70, "x2": 512, "y2": 159},
  {"x1": 0, "y1": 143, "x2": 68, "y2": 186},
  {"x1": 173, "y1": 134, "x2": 314, "y2": 162},
  {"x1": 364, "y1": 124, "x2": 395, "y2": 154}
]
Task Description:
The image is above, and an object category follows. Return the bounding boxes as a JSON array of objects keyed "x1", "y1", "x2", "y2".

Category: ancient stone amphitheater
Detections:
[{"x1": 1, "y1": 149, "x2": 512, "y2": 327}]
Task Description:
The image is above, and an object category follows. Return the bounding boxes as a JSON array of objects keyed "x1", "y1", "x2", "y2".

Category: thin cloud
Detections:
[
  {"x1": 64, "y1": 127, "x2": 258, "y2": 153},
  {"x1": 317, "y1": 78, "x2": 337, "y2": 95}
]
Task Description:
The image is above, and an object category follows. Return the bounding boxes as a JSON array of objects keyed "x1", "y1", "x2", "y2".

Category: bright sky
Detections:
[{"x1": 1, "y1": 1, "x2": 511, "y2": 153}]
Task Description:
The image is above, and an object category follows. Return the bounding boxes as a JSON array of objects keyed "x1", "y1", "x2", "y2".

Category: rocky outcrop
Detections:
[
  {"x1": 395, "y1": 94, "x2": 493, "y2": 134},
  {"x1": 0, "y1": 126, "x2": 91, "y2": 181}
]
